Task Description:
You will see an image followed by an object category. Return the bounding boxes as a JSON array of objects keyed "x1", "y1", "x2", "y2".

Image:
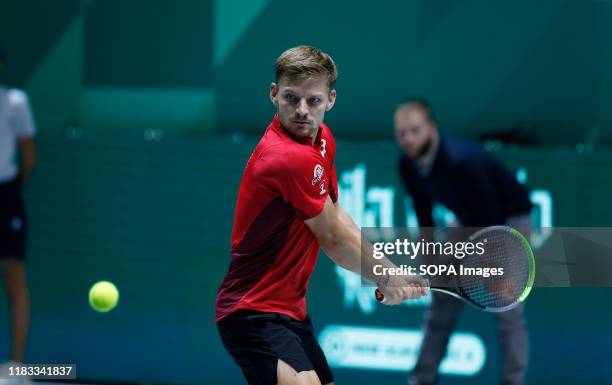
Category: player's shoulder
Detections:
[
  {"x1": 258, "y1": 129, "x2": 313, "y2": 158},
  {"x1": 320, "y1": 121, "x2": 336, "y2": 148},
  {"x1": 320, "y1": 121, "x2": 334, "y2": 138},
  {"x1": 254, "y1": 141, "x2": 318, "y2": 180}
]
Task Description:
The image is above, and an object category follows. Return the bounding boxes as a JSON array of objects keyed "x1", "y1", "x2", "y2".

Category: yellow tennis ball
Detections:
[{"x1": 89, "y1": 281, "x2": 119, "y2": 313}]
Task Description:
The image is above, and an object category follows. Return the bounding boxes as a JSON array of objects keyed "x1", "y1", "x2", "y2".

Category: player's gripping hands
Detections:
[{"x1": 376, "y1": 274, "x2": 429, "y2": 305}]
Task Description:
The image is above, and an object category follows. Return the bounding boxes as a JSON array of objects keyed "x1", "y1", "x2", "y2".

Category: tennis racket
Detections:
[{"x1": 375, "y1": 225, "x2": 535, "y2": 313}]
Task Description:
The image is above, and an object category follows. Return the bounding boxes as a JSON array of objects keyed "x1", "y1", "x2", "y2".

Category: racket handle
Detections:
[{"x1": 375, "y1": 288, "x2": 384, "y2": 302}]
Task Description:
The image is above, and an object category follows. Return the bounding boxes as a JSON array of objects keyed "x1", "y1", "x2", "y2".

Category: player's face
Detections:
[
  {"x1": 270, "y1": 75, "x2": 336, "y2": 141},
  {"x1": 394, "y1": 108, "x2": 437, "y2": 159}
]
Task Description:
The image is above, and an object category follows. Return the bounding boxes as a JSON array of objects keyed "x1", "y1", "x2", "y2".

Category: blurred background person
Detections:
[
  {"x1": 0, "y1": 44, "x2": 36, "y2": 365},
  {"x1": 394, "y1": 98, "x2": 533, "y2": 385}
]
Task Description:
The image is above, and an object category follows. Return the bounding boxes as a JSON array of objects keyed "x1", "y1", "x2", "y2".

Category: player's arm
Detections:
[
  {"x1": 334, "y1": 201, "x2": 428, "y2": 293},
  {"x1": 305, "y1": 197, "x2": 428, "y2": 304},
  {"x1": 18, "y1": 137, "x2": 35, "y2": 186}
]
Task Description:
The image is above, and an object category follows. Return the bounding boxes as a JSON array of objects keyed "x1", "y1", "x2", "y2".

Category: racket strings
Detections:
[{"x1": 459, "y1": 230, "x2": 530, "y2": 309}]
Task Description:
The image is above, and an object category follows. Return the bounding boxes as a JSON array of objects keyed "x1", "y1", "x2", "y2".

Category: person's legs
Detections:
[
  {"x1": 497, "y1": 213, "x2": 531, "y2": 385},
  {"x1": 409, "y1": 292, "x2": 464, "y2": 385},
  {"x1": 496, "y1": 303, "x2": 528, "y2": 385},
  {"x1": 218, "y1": 311, "x2": 324, "y2": 385},
  {"x1": 2, "y1": 258, "x2": 30, "y2": 363},
  {"x1": 1, "y1": 178, "x2": 30, "y2": 363},
  {"x1": 277, "y1": 359, "x2": 321, "y2": 385},
  {"x1": 288, "y1": 315, "x2": 334, "y2": 385}
]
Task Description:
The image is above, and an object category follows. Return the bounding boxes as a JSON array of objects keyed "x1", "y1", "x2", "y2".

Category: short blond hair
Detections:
[{"x1": 275, "y1": 45, "x2": 338, "y2": 89}]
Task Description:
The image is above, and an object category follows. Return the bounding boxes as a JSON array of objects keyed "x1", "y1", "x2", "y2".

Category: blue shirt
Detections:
[{"x1": 398, "y1": 135, "x2": 532, "y2": 227}]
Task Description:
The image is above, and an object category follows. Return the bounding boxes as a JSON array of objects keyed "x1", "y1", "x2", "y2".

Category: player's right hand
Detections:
[
  {"x1": 405, "y1": 275, "x2": 430, "y2": 297},
  {"x1": 377, "y1": 276, "x2": 429, "y2": 305}
]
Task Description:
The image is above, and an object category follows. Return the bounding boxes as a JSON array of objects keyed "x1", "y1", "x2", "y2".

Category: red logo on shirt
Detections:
[
  {"x1": 312, "y1": 164, "x2": 326, "y2": 196},
  {"x1": 312, "y1": 164, "x2": 324, "y2": 185}
]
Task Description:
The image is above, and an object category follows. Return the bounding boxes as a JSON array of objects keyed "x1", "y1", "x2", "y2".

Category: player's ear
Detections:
[
  {"x1": 326, "y1": 89, "x2": 337, "y2": 111},
  {"x1": 270, "y1": 82, "x2": 279, "y2": 107}
]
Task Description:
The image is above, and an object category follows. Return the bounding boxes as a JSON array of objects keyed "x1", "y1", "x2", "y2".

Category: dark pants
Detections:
[
  {"x1": 410, "y1": 215, "x2": 531, "y2": 385},
  {"x1": 0, "y1": 177, "x2": 27, "y2": 259},
  {"x1": 409, "y1": 294, "x2": 528, "y2": 385}
]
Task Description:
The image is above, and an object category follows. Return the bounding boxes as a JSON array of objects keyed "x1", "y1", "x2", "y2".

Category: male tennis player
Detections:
[
  {"x1": 394, "y1": 98, "x2": 532, "y2": 385},
  {"x1": 0, "y1": 45, "x2": 36, "y2": 365},
  {"x1": 216, "y1": 46, "x2": 428, "y2": 385}
]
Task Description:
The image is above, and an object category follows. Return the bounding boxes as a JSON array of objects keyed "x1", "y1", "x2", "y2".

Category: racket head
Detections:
[{"x1": 455, "y1": 225, "x2": 535, "y2": 313}]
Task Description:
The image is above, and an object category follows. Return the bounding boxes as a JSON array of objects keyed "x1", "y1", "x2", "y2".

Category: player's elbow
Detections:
[
  {"x1": 317, "y1": 231, "x2": 341, "y2": 252},
  {"x1": 317, "y1": 228, "x2": 349, "y2": 264}
]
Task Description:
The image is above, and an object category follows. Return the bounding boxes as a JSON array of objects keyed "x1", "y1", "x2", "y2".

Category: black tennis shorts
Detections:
[
  {"x1": 217, "y1": 310, "x2": 334, "y2": 385},
  {"x1": 0, "y1": 177, "x2": 27, "y2": 260}
]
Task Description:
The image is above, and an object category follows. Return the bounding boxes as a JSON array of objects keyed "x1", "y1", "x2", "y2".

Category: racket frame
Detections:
[{"x1": 375, "y1": 225, "x2": 536, "y2": 313}]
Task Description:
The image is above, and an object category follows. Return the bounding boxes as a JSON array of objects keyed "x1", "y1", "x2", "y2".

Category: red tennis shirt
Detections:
[{"x1": 215, "y1": 114, "x2": 338, "y2": 322}]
